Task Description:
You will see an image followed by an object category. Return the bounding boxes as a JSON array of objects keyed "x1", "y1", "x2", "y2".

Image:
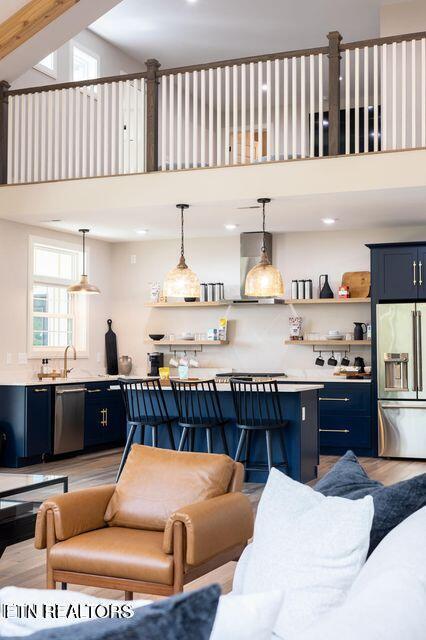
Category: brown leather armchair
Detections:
[{"x1": 35, "y1": 445, "x2": 253, "y2": 599}]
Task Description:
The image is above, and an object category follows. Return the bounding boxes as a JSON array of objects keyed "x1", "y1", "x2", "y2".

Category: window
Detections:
[
  {"x1": 28, "y1": 238, "x2": 88, "y2": 357},
  {"x1": 72, "y1": 44, "x2": 99, "y2": 82},
  {"x1": 34, "y1": 51, "x2": 57, "y2": 78}
]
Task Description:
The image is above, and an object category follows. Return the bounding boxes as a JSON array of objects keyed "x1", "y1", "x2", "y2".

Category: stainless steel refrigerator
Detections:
[{"x1": 377, "y1": 303, "x2": 426, "y2": 458}]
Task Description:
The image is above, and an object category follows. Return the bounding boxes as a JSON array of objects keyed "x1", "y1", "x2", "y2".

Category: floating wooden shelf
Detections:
[
  {"x1": 284, "y1": 340, "x2": 371, "y2": 346},
  {"x1": 149, "y1": 339, "x2": 229, "y2": 347},
  {"x1": 145, "y1": 301, "x2": 231, "y2": 308},
  {"x1": 284, "y1": 298, "x2": 371, "y2": 305}
]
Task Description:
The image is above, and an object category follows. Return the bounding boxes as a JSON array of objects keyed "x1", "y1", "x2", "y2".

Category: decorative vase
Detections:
[{"x1": 119, "y1": 355, "x2": 133, "y2": 376}]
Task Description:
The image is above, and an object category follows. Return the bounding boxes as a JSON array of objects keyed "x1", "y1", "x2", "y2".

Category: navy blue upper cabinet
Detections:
[{"x1": 368, "y1": 243, "x2": 426, "y2": 301}]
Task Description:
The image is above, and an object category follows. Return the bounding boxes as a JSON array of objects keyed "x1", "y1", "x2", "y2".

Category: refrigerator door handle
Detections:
[
  {"x1": 417, "y1": 311, "x2": 423, "y2": 392},
  {"x1": 412, "y1": 310, "x2": 418, "y2": 392}
]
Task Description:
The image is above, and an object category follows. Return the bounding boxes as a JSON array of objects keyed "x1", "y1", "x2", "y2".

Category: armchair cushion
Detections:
[
  {"x1": 50, "y1": 527, "x2": 174, "y2": 585},
  {"x1": 35, "y1": 485, "x2": 115, "y2": 549},
  {"x1": 163, "y1": 492, "x2": 254, "y2": 566},
  {"x1": 105, "y1": 445, "x2": 235, "y2": 531}
]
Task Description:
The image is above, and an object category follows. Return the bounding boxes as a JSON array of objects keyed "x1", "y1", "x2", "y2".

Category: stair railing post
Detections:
[
  {"x1": 145, "y1": 59, "x2": 161, "y2": 172},
  {"x1": 327, "y1": 31, "x2": 342, "y2": 156},
  {"x1": 0, "y1": 80, "x2": 10, "y2": 184}
]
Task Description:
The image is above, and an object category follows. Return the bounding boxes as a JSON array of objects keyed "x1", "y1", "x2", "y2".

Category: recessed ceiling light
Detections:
[
  {"x1": 225, "y1": 224, "x2": 238, "y2": 230},
  {"x1": 321, "y1": 217, "x2": 338, "y2": 225},
  {"x1": 136, "y1": 229, "x2": 148, "y2": 235},
  {"x1": 186, "y1": 0, "x2": 198, "y2": 3}
]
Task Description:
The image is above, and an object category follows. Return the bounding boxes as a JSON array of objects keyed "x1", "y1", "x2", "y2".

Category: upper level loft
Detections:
[{"x1": 1, "y1": 28, "x2": 426, "y2": 186}]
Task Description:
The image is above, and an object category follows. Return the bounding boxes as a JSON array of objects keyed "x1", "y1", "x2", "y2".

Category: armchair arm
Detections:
[
  {"x1": 35, "y1": 484, "x2": 115, "y2": 549},
  {"x1": 163, "y1": 492, "x2": 253, "y2": 566}
]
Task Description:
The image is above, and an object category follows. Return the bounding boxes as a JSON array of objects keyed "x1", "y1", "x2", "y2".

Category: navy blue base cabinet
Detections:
[{"x1": 84, "y1": 383, "x2": 126, "y2": 448}]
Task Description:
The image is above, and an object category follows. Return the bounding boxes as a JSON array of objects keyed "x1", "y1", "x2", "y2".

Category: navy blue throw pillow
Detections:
[
  {"x1": 1, "y1": 584, "x2": 220, "y2": 640},
  {"x1": 314, "y1": 450, "x2": 426, "y2": 554}
]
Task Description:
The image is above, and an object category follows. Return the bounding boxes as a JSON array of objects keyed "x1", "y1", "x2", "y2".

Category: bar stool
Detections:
[
  {"x1": 229, "y1": 378, "x2": 289, "y2": 477},
  {"x1": 170, "y1": 378, "x2": 229, "y2": 454},
  {"x1": 116, "y1": 377, "x2": 176, "y2": 480}
]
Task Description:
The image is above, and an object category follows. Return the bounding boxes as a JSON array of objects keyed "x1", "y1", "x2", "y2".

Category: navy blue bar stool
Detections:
[
  {"x1": 117, "y1": 377, "x2": 175, "y2": 480},
  {"x1": 170, "y1": 378, "x2": 229, "y2": 454},
  {"x1": 229, "y1": 377, "x2": 289, "y2": 477}
]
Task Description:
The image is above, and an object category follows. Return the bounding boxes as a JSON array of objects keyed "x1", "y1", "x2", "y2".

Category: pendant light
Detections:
[
  {"x1": 244, "y1": 197, "x2": 284, "y2": 297},
  {"x1": 68, "y1": 229, "x2": 100, "y2": 295},
  {"x1": 163, "y1": 204, "x2": 200, "y2": 299}
]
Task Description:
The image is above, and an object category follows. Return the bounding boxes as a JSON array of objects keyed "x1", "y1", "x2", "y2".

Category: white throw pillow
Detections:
[
  {"x1": 0, "y1": 587, "x2": 150, "y2": 636},
  {"x1": 231, "y1": 543, "x2": 252, "y2": 595},
  {"x1": 297, "y1": 567, "x2": 426, "y2": 640},
  {"x1": 242, "y1": 469, "x2": 374, "y2": 640},
  {"x1": 210, "y1": 591, "x2": 282, "y2": 640}
]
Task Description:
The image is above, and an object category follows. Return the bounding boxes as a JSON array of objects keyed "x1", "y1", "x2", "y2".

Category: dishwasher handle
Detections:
[{"x1": 56, "y1": 387, "x2": 86, "y2": 395}]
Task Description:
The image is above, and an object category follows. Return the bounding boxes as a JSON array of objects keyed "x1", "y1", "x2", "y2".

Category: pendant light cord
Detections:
[
  {"x1": 261, "y1": 201, "x2": 266, "y2": 253},
  {"x1": 180, "y1": 205, "x2": 185, "y2": 258},
  {"x1": 82, "y1": 230, "x2": 86, "y2": 276}
]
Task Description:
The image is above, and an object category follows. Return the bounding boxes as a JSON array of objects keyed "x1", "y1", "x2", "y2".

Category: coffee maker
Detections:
[{"x1": 147, "y1": 352, "x2": 164, "y2": 376}]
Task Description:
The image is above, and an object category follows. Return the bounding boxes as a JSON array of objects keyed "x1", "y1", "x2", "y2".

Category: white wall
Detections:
[
  {"x1": 380, "y1": 1, "x2": 426, "y2": 37},
  {"x1": 110, "y1": 224, "x2": 426, "y2": 377},
  {"x1": 11, "y1": 28, "x2": 142, "y2": 91},
  {"x1": 0, "y1": 219, "x2": 113, "y2": 378}
]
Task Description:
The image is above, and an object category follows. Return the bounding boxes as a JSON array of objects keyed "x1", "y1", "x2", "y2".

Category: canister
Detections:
[
  {"x1": 207, "y1": 283, "x2": 216, "y2": 302},
  {"x1": 304, "y1": 279, "x2": 313, "y2": 299},
  {"x1": 291, "y1": 280, "x2": 298, "y2": 299},
  {"x1": 200, "y1": 283, "x2": 208, "y2": 302},
  {"x1": 297, "y1": 280, "x2": 305, "y2": 299}
]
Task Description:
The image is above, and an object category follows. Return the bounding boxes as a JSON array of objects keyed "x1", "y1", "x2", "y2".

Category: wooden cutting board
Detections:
[
  {"x1": 105, "y1": 319, "x2": 118, "y2": 375},
  {"x1": 341, "y1": 271, "x2": 371, "y2": 298}
]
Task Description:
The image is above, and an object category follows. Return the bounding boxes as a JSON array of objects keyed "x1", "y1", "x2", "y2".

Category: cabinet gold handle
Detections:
[
  {"x1": 87, "y1": 389, "x2": 101, "y2": 393},
  {"x1": 319, "y1": 397, "x2": 350, "y2": 402},
  {"x1": 320, "y1": 428, "x2": 350, "y2": 433},
  {"x1": 413, "y1": 260, "x2": 417, "y2": 285},
  {"x1": 419, "y1": 261, "x2": 423, "y2": 286},
  {"x1": 34, "y1": 388, "x2": 48, "y2": 392}
]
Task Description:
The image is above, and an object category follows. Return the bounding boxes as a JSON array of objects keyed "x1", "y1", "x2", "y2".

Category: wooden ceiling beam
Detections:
[{"x1": 0, "y1": 0, "x2": 80, "y2": 62}]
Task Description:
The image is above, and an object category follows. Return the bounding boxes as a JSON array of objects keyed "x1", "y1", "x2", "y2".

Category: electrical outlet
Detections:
[
  {"x1": 6, "y1": 353, "x2": 12, "y2": 365},
  {"x1": 18, "y1": 352, "x2": 28, "y2": 365},
  {"x1": 130, "y1": 254, "x2": 137, "y2": 265},
  {"x1": 96, "y1": 352, "x2": 101, "y2": 363}
]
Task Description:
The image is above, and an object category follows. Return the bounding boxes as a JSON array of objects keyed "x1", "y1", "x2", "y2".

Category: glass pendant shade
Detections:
[
  {"x1": 244, "y1": 197, "x2": 284, "y2": 298},
  {"x1": 163, "y1": 204, "x2": 200, "y2": 298},
  {"x1": 68, "y1": 229, "x2": 100, "y2": 295}
]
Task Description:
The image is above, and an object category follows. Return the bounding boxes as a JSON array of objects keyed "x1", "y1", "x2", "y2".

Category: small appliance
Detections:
[{"x1": 147, "y1": 352, "x2": 164, "y2": 376}]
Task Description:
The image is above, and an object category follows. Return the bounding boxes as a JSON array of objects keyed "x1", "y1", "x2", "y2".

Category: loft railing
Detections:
[{"x1": 1, "y1": 30, "x2": 426, "y2": 185}]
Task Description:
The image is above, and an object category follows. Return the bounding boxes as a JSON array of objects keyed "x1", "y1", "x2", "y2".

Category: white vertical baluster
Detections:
[
  {"x1": 318, "y1": 54, "x2": 323, "y2": 157},
  {"x1": 185, "y1": 72, "x2": 190, "y2": 169},
  {"x1": 125, "y1": 80, "x2": 131, "y2": 174},
  {"x1": 89, "y1": 85, "x2": 95, "y2": 177},
  {"x1": 176, "y1": 73, "x2": 182, "y2": 169},
  {"x1": 111, "y1": 82, "x2": 117, "y2": 174},
  {"x1": 169, "y1": 74, "x2": 175, "y2": 170},
  {"x1": 422, "y1": 38, "x2": 426, "y2": 147},
  {"x1": 309, "y1": 55, "x2": 315, "y2": 158},
  {"x1": 300, "y1": 56, "x2": 306, "y2": 158},
  {"x1": 82, "y1": 87, "x2": 89, "y2": 176},
  {"x1": 411, "y1": 39, "x2": 416, "y2": 148},
  {"x1": 104, "y1": 83, "x2": 109, "y2": 175},
  {"x1": 401, "y1": 41, "x2": 407, "y2": 149},
  {"x1": 217, "y1": 66, "x2": 222, "y2": 166},
  {"x1": 132, "y1": 79, "x2": 138, "y2": 173},
  {"x1": 34, "y1": 93, "x2": 40, "y2": 182},
  {"x1": 354, "y1": 48, "x2": 360, "y2": 154},
  {"x1": 47, "y1": 91, "x2": 53, "y2": 180},
  {"x1": 193, "y1": 71, "x2": 198, "y2": 168},
  {"x1": 392, "y1": 41, "x2": 397, "y2": 149},
  {"x1": 382, "y1": 44, "x2": 388, "y2": 151},
  {"x1": 283, "y1": 58, "x2": 289, "y2": 160},
  {"x1": 345, "y1": 50, "x2": 350, "y2": 154},
  {"x1": 68, "y1": 88, "x2": 75, "y2": 178},
  {"x1": 60, "y1": 90, "x2": 67, "y2": 180},
  {"x1": 233, "y1": 65, "x2": 238, "y2": 164},
  {"x1": 75, "y1": 86, "x2": 81, "y2": 178},
  {"x1": 266, "y1": 60, "x2": 271, "y2": 161},
  {"x1": 13, "y1": 95, "x2": 20, "y2": 182},
  {"x1": 7, "y1": 95, "x2": 13, "y2": 183},
  {"x1": 240, "y1": 64, "x2": 246, "y2": 164},
  {"x1": 373, "y1": 45, "x2": 379, "y2": 152},
  {"x1": 20, "y1": 94, "x2": 26, "y2": 182},
  {"x1": 26, "y1": 93, "x2": 33, "y2": 182},
  {"x1": 139, "y1": 79, "x2": 146, "y2": 172},
  {"x1": 249, "y1": 62, "x2": 255, "y2": 163},
  {"x1": 53, "y1": 90, "x2": 59, "y2": 180},
  {"x1": 161, "y1": 76, "x2": 167, "y2": 170},
  {"x1": 364, "y1": 47, "x2": 369, "y2": 153},
  {"x1": 208, "y1": 68, "x2": 214, "y2": 167},
  {"x1": 224, "y1": 66, "x2": 230, "y2": 165},
  {"x1": 258, "y1": 61, "x2": 263, "y2": 161},
  {"x1": 200, "y1": 70, "x2": 206, "y2": 167},
  {"x1": 41, "y1": 92, "x2": 48, "y2": 181},
  {"x1": 292, "y1": 57, "x2": 297, "y2": 159},
  {"x1": 274, "y1": 59, "x2": 280, "y2": 160}
]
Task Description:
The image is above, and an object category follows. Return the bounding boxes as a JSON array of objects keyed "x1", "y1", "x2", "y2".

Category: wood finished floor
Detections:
[{"x1": 1, "y1": 449, "x2": 425, "y2": 599}]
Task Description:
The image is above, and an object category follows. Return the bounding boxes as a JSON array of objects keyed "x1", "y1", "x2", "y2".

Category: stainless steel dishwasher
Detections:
[{"x1": 54, "y1": 385, "x2": 86, "y2": 455}]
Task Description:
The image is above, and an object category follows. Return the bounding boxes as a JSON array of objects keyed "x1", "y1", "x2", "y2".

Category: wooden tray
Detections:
[{"x1": 341, "y1": 271, "x2": 371, "y2": 298}]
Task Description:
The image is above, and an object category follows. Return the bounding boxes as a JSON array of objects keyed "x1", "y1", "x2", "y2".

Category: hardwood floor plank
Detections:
[{"x1": 0, "y1": 450, "x2": 424, "y2": 597}]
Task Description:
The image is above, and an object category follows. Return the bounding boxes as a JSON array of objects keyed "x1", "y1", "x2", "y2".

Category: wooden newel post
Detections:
[
  {"x1": 327, "y1": 31, "x2": 342, "y2": 157},
  {"x1": 0, "y1": 80, "x2": 10, "y2": 184},
  {"x1": 145, "y1": 59, "x2": 161, "y2": 173}
]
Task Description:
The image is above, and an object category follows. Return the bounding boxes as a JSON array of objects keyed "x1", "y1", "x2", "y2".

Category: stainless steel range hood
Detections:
[{"x1": 233, "y1": 232, "x2": 285, "y2": 304}]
